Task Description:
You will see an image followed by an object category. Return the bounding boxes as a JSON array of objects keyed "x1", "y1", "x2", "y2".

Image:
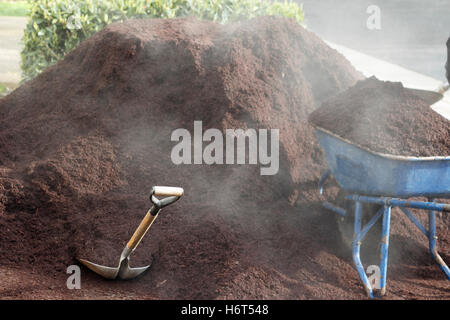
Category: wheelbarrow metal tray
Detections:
[{"x1": 315, "y1": 127, "x2": 450, "y2": 197}]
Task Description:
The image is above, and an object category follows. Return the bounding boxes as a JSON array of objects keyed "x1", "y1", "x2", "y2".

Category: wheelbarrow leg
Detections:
[
  {"x1": 428, "y1": 202, "x2": 450, "y2": 279},
  {"x1": 352, "y1": 200, "x2": 374, "y2": 298},
  {"x1": 379, "y1": 205, "x2": 391, "y2": 296}
]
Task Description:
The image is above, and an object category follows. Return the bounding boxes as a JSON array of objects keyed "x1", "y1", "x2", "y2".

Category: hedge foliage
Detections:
[{"x1": 21, "y1": 0, "x2": 305, "y2": 80}]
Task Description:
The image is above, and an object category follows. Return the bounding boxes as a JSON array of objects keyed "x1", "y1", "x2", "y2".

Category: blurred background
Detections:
[
  {"x1": 0, "y1": 0, "x2": 449, "y2": 96},
  {"x1": 0, "y1": 0, "x2": 26, "y2": 95},
  {"x1": 299, "y1": 0, "x2": 449, "y2": 82}
]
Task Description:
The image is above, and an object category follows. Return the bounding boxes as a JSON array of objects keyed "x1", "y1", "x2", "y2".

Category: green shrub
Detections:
[
  {"x1": 0, "y1": 83, "x2": 7, "y2": 97},
  {"x1": 21, "y1": 0, "x2": 305, "y2": 81}
]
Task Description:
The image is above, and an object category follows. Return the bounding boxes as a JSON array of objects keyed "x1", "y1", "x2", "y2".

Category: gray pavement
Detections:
[
  {"x1": 0, "y1": 16, "x2": 27, "y2": 84},
  {"x1": 299, "y1": 0, "x2": 450, "y2": 82}
]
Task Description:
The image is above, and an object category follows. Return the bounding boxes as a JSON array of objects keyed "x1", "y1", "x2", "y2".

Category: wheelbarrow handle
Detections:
[{"x1": 446, "y1": 37, "x2": 450, "y2": 84}]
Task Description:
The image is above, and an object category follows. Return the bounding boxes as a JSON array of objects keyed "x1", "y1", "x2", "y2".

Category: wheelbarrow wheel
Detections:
[{"x1": 334, "y1": 189, "x2": 383, "y2": 249}]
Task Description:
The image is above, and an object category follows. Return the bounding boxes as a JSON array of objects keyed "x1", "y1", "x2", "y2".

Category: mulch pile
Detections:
[
  {"x1": 0, "y1": 17, "x2": 448, "y2": 299},
  {"x1": 309, "y1": 76, "x2": 450, "y2": 157}
]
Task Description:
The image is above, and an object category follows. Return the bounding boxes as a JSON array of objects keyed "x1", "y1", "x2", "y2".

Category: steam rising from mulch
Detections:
[{"x1": 0, "y1": 17, "x2": 447, "y2": 299}]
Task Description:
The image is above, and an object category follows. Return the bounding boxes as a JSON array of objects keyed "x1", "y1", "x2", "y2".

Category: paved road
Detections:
[
  {"x1": 0, "y1": 16, "x2": 27, "y2": 84},
  {"x1": 300, "y1": 0, "x2": 450, "y2": 82}
]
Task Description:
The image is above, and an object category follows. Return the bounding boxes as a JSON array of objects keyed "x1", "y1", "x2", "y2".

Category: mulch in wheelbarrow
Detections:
[
  {"x1": 309, "y1": 76, "x2": 450, "y2": 157},
  {"x1": 0, "y1": 17, "x2": 448, "y2": 299}
]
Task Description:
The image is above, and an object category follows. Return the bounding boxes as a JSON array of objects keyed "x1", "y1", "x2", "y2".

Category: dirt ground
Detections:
[{"x1": 0, "y1": 203, "x2": 448, "y2": 300}]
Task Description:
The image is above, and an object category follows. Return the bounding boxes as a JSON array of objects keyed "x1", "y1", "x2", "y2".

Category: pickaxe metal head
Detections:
[{"x1": 78, "y1": 246, "x2": 151, "y2": 280}]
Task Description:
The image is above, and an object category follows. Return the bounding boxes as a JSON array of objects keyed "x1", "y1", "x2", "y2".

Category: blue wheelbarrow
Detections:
[{"x1": 315, "y1": 126, "x2": 450, "y2": 298}]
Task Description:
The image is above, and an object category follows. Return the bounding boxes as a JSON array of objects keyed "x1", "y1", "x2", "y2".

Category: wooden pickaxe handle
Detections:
[
  {"x1": 127, "y1": 209, "x2": 158, "y2": 250},
  {"x1": 126, "y1": 186, "x2": 184, "y2": 251}
]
